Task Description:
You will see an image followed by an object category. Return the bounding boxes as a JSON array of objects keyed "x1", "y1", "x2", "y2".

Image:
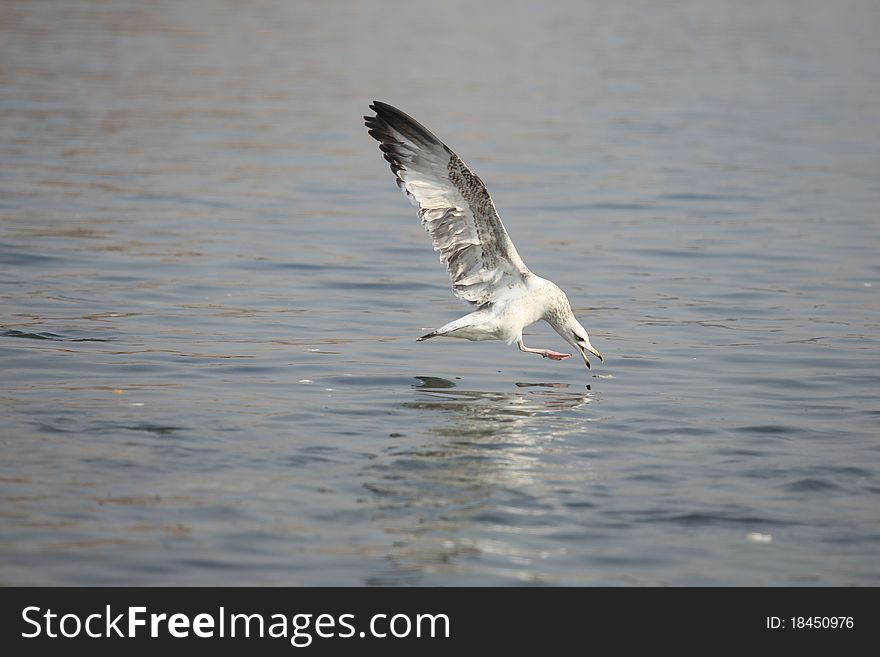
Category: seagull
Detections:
[{"x1": 364, "y1": 101, "x2": 604, "y2": 369}]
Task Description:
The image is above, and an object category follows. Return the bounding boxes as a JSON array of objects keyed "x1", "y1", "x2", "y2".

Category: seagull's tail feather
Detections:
[{"x1": 416, "y1": 311, "x2": 490, "y2": 343}]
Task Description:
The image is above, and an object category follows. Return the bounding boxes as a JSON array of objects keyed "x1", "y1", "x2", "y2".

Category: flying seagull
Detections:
[{"x1": 364, "y1": 101, "x2": 604, "y2": 369}]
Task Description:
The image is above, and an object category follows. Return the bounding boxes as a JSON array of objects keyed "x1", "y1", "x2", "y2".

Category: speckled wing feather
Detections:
[{"x1": 365, "y1": 101, "x2": 531, "y2": 306}]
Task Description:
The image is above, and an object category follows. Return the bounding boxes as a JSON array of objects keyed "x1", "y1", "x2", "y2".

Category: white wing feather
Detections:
[{"x1": 365, "y1": 101, "x2": 531, "y2": 306}]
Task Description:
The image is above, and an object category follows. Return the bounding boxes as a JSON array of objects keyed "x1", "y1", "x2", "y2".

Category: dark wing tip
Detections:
[
  {"x1": 370, "y1": 100, "x2": 394, "y2": 113},
  {"x1": 365, "y1": 100, "x2": 447, "y2": 152}
]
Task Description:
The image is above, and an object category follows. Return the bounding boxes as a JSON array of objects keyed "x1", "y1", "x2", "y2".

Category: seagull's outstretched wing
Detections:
[{"x1": 365, "y1": 101, "x2": 531, "y2": 306}]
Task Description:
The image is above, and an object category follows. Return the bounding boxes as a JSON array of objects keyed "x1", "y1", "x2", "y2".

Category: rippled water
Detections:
[{"x1": 2, "y1": 0, "x2": 879, "y2": 585}]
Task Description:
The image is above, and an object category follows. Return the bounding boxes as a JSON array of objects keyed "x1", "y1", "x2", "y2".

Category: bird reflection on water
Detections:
[
  {"x1": 362, "y1": 376, "x2": 599, "y2": 585},
  {"x1": 409, "y1": 376, "x2": 593, "y2": 427}
]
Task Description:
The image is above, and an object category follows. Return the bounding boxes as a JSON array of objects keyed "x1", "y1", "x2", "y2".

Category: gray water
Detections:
[{"x1": 1, "y1": 0, "x2": 879, "y2": 586}]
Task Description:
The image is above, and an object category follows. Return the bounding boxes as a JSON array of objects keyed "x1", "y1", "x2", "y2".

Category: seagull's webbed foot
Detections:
[
  {"x1": 540, "y1": 350, "x2": 571, "y2": 360},
  {"x1": 517, "y1": 339, "x2": 571, "y2": 361}
]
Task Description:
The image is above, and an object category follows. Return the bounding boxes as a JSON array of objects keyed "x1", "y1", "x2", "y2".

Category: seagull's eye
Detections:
[{"x1": 571, "y1": 331, "x2": 582, "y2": 343}]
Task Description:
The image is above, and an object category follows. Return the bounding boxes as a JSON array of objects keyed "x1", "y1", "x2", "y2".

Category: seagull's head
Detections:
[
  {"x1": 543, "y1": 282, "x2": 604, "y2": 369},
  {"x1": 550, "y1": 310, "x2": 603, "y2": 369},
  {"x1": 568, "y1": 322, "x2": 604, "y2": 370}
]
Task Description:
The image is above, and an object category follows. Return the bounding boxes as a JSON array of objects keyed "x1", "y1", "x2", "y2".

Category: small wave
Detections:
[
  {"x1": 782, "y1": 478, "x2": 843, "y2": 493},
  {"x1": 1, "y1": 328, "x2": 113, "y2": 342},
  {"x1": 1, "y1": 329, "x2": 64, "y2": 341}
]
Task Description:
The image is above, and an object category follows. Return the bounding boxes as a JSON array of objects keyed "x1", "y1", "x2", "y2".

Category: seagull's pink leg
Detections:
[{"x1": 517, "y1": 339, "x2": 571, "y2": 361}]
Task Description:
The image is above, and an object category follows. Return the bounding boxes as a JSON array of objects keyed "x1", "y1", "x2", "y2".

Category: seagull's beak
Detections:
[{"x1": 578, "y1": 341, "x2": 604, "y2": 369}]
